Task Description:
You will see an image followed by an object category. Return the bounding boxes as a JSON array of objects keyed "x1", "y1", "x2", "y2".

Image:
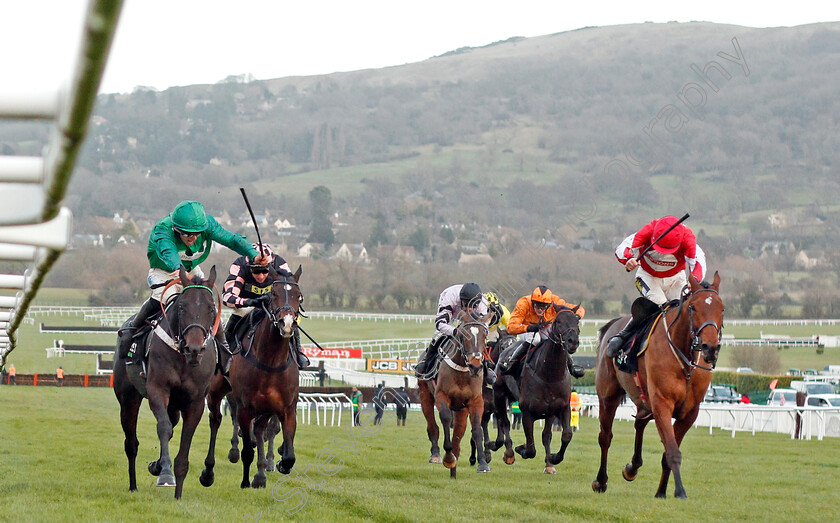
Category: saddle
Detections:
[
  {"x1": 615, "y1": 300, "x2": 678, "y2": 374},
  {"x1": 121, "y1": 312, "x2": 161, "y2": 398}
]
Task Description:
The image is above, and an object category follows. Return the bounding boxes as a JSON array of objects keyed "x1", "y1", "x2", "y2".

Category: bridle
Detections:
[
  {"x1": 155, "y1": 281, "x2": 221, "y2": 355},
  {"x1": 264, "y1": 278, "x2": 302, "y2": 334},
  {"x1": 443, "y1": 321, "x2": 488, "y2": 373},
  {"x1": 663, "y1": 286, "x2": 724, "y2": 377},
  {"x1": 545, "y1": 309, "x2": 580, "y2": 353}
]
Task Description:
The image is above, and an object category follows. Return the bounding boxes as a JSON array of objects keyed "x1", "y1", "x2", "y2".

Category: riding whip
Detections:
[
  {"x1": 636, "y1": 212, "x2": 690, "y2": 262},
  {"x1": 239, "y1": 187, "x2": 265, "y2": 259}
]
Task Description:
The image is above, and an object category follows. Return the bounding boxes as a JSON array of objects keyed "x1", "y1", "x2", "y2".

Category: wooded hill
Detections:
[{"x1": 3, "y1": 21, "x2": 840, "y2": 314}]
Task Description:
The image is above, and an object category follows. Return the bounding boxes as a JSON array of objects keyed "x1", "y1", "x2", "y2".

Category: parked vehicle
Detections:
[
  {"x1": 704, "y1": 385, "x2": 742, "y2": 404},
  {"x1": 790, "y1": 380, "x2": 836, "y2": 396},
  {"x1": 736, "y1": 367, "x2": 755, "y2": 373},
  {"x1": 767, "y1": 388, "x2": 798, "y2": 406},
  {"x1": 805, "y1": 394, "x2": 840, "y2": 407}
]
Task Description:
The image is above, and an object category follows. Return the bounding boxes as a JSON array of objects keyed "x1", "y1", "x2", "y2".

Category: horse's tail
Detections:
[{"x1": 597, "y1": 317, "x2": 623, "y2": 345}]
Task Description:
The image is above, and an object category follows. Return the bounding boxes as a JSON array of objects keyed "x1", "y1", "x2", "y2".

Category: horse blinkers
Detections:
[{"x1": 688, "y1": 299, "x2": 723, "y2": 366}]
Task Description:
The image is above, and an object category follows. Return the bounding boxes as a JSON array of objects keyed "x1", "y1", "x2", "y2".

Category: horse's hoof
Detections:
[
  {"x1": 469, "y1": 456, "x2": 477, "y2": 466},
  {"x1": 450, "y1": 467, "x2": 457, "y2": 479},
  {"x1": 148, "y1": 461, "x2": 162, "y2": 476},
  {"x1": 477, "y1": 463, "x2": 491, "y2": 473},
  {"x1": 199, "y1": 469, "x2": 214, "y2": 487},
  {"x1": 278, "y1": 462, "x2": 293, "y2": 475},
  {"x1": 503, "y1": 453, "x2": 515, "y2": 465},
  {"x1": 266, "y1": 461, "x2": 276, "y2": 473},
  {"x1": 655, "y1": 492, "x2": 667, "y2": 499},
  {"x1": 443, "y1": 455, "x2": 457, "y2": 469},
  {"x1": 228, "y1": 449, "x2": 240, "y2": 463},
  {"x1": 240, "y1": 480, "x2": 251, "y2": 489},
  {"x1": 592, "y1": 481, "x2": 607, "y2": 493},
  {"x1": 484, "y1": 451, "x2": 492, "y2": 464},
  {"x1": 156, "y1": 474, "x2": 176, "y2": 487},
  {"x1": 622, "y1": 465, "x2": 638, "y2": 482},
  {"x1": 251, "y1": 476, "x2": 267, "y2": 489},
  {"x1": 544, "y1": 465, "x2": 556, "y2": 475},
  {"x1": 429, "y1": 454, "x2": 442, "y2": 464}
]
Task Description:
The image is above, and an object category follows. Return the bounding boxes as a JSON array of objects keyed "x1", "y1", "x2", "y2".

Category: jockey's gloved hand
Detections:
[
  {"x1": 526, "y1": 323, "x2": 541, "y2": 333},
  {"x1": 243, "y1": 298, "x2": 262, "y2": 308}
]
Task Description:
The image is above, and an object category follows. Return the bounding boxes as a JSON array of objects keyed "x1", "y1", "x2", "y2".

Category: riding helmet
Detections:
[
  {"x1": 459, "y1": 282, "x2": 482, "y2": 307},
  {"x1": 171, "y1": 201, "x2": 209, "y2": 233},
  {"x1": 531, "y1": 285, "x2": 553, "y2": 304},
  {"x1": 651, "y1": 215, "x2": 684, "y2": 254}
]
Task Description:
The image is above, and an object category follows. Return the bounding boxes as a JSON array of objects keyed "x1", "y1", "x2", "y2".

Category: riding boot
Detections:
[
  {"x1": 484, "y1": 362, "x2": 497, "y2": 386},
  {"x1": 567, "y1": 355, "x2": 586, "y2": 379},
  {"x1": 504, "y1": 374, "x2": 521, "y2": 402},
  {"x1": 414, "y1": 338, "x2": 440, "y2": 377},
  {"x1": 605, "y1": 318, "x2": 634, "y2": 358},
  {"x1": 497, "y1": 340, "x2": 529, "y2": 374},
  {"x1": 225, "y1": 315, "x2": 242, "y2": 354},
  {"x1": 293, "y1": 329, "x2": 310, "y2": 369},
  {"x1": 119, "y1": 298, "x2": 160, "y2": 359},
  {"x1": 215, "y1": 330, "x2": 233, "y2": 376}
]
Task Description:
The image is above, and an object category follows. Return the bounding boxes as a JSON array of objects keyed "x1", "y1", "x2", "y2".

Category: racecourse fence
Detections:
[{"x1": 0, "y1": 0, "x2": 122, "y2": 370}]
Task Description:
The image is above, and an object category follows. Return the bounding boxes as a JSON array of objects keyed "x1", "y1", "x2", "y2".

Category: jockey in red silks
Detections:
[{"x1": 605, "y1": 215, "x2": 707, "y2": 358}]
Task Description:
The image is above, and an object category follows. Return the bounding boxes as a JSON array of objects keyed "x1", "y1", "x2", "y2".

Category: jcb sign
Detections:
[{"x1": 366, "y1": 359, "x2": 416, "y2": 374}]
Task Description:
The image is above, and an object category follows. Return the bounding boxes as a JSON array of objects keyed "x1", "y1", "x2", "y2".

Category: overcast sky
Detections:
[{"x1": 2, "y1": 1, "x2": 839, "y2": 95}]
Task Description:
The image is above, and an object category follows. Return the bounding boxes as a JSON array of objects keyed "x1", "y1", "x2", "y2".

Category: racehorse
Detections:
[
  {"x1": 201, "y1": 266, "x2": 302, "y2": 489},
  {"x1": 592, "y1": 272, "x2": 723, "y2": 498},
  {"x1": 492, "y1": 305, "x2": 582, "y2": 474},
  {"x1": 223, "y1": 392, "x2": 280, "y2": 473},
  {"x1": 469, "y1": 334, "x2": 515, "y2": 467},
  {"x1": 113, "y1": 266, "x2": 221, "y2": 498},
  {"x1": 418, "y1": 313, "x2": 492, "y2": 478}
]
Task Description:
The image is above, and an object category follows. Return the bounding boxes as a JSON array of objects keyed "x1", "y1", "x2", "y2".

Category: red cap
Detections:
[{"x1": 651, "y1": 216, "x2": 684, "y2": 254}]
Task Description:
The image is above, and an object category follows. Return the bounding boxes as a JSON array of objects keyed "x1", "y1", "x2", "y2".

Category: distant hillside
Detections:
[{"x1": 3, "y1": 21, "x2": 840, "y2": 314}]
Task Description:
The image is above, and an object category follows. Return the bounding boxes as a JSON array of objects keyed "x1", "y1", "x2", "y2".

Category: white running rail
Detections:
[{"x1": 0, "y1": 0, "x2": 124, "y2": 369}]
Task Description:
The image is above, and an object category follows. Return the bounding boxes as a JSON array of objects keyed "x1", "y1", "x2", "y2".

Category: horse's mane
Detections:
[{"x1": 598, "y1": 317, "x2": 623, "y2": 343}]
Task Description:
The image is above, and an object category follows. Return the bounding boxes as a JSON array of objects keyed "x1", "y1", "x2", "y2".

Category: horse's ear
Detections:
[
  {"x1": 268, "y1": 264, "x2": 278, "y2": 280},
  {"x1": 294, "y1": 265, "x2": 302, "y2": 282},
  {"x1": 552, "y1": 303, "x2": 561, "y2": 312},
  {"x1": 178, "y1": 265, "x2": 189, "y2": 285},
  {"x1": 712, "y1": 271, "x2": 721, "y2": 291},
  {"x1": 207, "y1": 265, "x2": 216, "y2": 286},
  {"x1": 688, "y1": 273, "x2": 700, "y2": 291},
  {"x1": 571, "y1": 304, "x2": 580, "y2": 315}
]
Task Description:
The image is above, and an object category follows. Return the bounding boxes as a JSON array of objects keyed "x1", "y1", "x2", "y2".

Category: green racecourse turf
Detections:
[{"x1": 0, "y1": 387, "x2": 838, "y2": 522}]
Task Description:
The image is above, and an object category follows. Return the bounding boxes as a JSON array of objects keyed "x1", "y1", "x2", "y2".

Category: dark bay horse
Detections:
[
  {"x1": 493, "y1": 305, "x2": 581, "y2": 474},
  {"x1": 201, "y1": 266, "x2": 302, "y2": 489},
  {"x1": 113, "y1": 266, "x2": 221, "y2": 498},
  {"x1": 592, "y1": 272, "x2": 723, "y2": 498},
  {"x1": 418, "y1": 314, "x2": 491, "y2": 478},
  {"x1": 469, "y1": 333, "x2": 515, "y2": 467}
]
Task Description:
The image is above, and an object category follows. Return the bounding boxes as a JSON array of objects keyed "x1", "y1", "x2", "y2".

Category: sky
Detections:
[{"x1": 2, "y1": 1, "x2": 840, "y2": 95}]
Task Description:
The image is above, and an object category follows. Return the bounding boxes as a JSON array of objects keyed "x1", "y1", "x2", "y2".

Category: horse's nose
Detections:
[{"x1": 702, "y1": 344, "x2": 720, "y2": 363}]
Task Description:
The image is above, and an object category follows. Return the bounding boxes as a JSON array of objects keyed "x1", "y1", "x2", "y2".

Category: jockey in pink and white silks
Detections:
[
  {"x1": 414, "y1": 283, "x2": 496, "y2": 384},
  {"x1": 605, "y1": 215, "x2": 707, "y2": 358}
]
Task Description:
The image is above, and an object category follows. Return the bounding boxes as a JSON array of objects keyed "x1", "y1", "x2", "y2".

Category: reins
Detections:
[
  {"x1": 153, "y1": 278, "x2": 221, "y2": 354},
  {"x1": 661, "y1": 287, "x2": 723, "y2": 379},
  {"x1": 240, "y1": 276, "x2": 301, "y2": 373}
]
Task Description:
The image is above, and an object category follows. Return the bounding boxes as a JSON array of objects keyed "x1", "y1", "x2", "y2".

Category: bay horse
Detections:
[
  {"x1": 592, "y1": 272, "x2": 723, "y2": 498},
  {"x1": 113, "y1": 266, "x2": 221, "y2": 499},
  {"x1": 492, "y1": 305, "x2": 582, "y2": 474},
  {"x1": 418, "y1": 312, "x2": 492, "y2": 478},
  {"x1": 201, "y1": 266, "x2": 302, "y2": 489}
]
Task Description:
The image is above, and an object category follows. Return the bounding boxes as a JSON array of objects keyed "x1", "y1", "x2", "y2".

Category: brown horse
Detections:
[
  {"x1": 418, "y1": 314, "x2": 491, "y2": 478},
  {"x1": 223, "y1": 393, "x2": 281, "y2": 473},
  {"x1": 592, "y1": 272, "x2": 723, "y2": 498},
  {"x1": 113, "y1": 266, "x2": 221, "y2": 499},
  {"x1": 492, "y1": 305, "x2": 582, "y2": 474},
  {"x1": 201, "y1": 266, "x2": 302, "y2": 489}
]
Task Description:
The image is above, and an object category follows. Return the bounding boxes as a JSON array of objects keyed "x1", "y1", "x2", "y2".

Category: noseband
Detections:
[
  {"x1": 664, "y1": 287, "x2": 724, "y2": 376},
  {"x1": 264, "y1": 279, "x2": 301, "y2": 333},
  {"x1": 443, "y1": 321, "x2": 488, "y2": 372},
  {"x1": 155, "y1": 283, "x2": 221, "y2": 354},
  {"x1": 545, "y1": 309, "x2": 580, "y2": 351}
]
